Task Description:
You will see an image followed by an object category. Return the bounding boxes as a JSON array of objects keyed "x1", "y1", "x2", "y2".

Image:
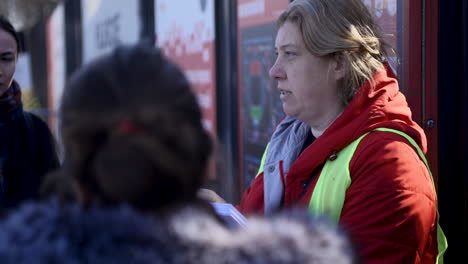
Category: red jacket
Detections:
[{"x1": 237, "y1": 65, "x2": 440, "y2": 264}]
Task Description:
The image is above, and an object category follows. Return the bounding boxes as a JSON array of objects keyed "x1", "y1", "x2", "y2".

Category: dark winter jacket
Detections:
[
  {"x1": 0, "y1": 105, "x2": 59, "y2": 209},
  {"x1": 0, "y1": 200, "x2": 357, "y2": 264}
]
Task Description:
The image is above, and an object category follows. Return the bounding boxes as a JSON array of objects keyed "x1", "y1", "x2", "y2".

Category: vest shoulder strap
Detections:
[
  {"x1": 255, "y1": 143, "x2": 269, "y2": 178},
  {"x1": 308, "y1": 128, "x2": 447, "y2": 263},
  {"x1": 308, "y1": 131, "x2": 369, "y2": 223}
]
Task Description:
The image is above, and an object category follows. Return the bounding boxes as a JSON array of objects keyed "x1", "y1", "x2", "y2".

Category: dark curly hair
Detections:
[
  {"x1": 0, "y1": 16, "x2": 20, "y2": 53},
  {"x1": 43, "y1": 44, "x2": 212, "y2": 212}
]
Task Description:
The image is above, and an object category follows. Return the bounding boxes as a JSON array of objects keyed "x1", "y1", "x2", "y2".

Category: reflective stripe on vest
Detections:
[
  {"x1": 255, "y1": 143, "x2": 269, "y2": 178},
  {"x1": 308, "y1": 128, "x2": 447, "y2": 263}
]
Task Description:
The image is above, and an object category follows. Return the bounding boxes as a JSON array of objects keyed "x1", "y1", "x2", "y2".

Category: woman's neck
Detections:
[{"x1": 309, "y1": 105, "x2": 345, "y2": 138}]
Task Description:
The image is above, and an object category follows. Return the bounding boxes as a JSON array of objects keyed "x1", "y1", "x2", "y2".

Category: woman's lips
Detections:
[{"x1": 279, "y1": 89, "x2": 292, "y2": 100}]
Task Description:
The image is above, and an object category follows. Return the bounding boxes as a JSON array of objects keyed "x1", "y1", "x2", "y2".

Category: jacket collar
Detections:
[{"x1": 288, "y1": 63, "x2": 426, "y2": 177}]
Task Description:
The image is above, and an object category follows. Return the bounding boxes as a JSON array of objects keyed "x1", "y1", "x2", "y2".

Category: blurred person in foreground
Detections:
[
  {"x1": 0, "y1": 16, "x2": 59, "y2": 210},
  {"x1": 201, "y1": 0, "x2": 447, "y2": 263},
  {"x1": 0, "y1": 43, "x2": 358, "y2": 264}
]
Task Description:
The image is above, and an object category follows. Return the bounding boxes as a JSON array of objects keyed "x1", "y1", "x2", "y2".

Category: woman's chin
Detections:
[{"x1": 282, "y1": 105, "x2": 297, "y2": 118}]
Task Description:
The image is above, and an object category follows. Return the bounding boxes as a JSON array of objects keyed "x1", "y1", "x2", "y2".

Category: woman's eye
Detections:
[
  {"x1": 285, "y1": 51, "x2": 296, "y2": 57},
  {"x1": 1, "y1": 57, "x2": 14, "y2": 62}
]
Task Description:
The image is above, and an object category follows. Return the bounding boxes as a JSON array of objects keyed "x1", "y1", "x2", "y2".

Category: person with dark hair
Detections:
[
  {"x1": 201, "y1": 0, "x2": 447, "y2": 263},
  {"x1": 0, "y1": 43, "x2": 359, "y2": 263},
  {"x1": 47, "y1": 43, "x2": 214, "y2": 213},
  {"x1": 0, "y1": 16, "x2": 59, "y2": 210}
]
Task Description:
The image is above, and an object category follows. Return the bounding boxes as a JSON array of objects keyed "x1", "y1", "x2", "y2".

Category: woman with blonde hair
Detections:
[{"x1": 206, "y1": 0, "x2": 447, "y2": 263}]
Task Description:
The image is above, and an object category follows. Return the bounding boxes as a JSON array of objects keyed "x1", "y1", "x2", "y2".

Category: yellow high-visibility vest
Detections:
[{"x1": 309, "y1": 128, "x2": 447, "y2": 264}]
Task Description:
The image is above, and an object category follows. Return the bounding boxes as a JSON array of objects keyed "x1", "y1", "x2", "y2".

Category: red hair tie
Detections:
[{"x1": 118, "y1": 119, "x2": 145, "y2": 135}]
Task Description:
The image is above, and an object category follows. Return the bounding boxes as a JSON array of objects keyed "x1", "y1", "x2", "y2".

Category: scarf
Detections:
[{"x1": 0, "y1": 81, "x2": 23, "y2": 121}]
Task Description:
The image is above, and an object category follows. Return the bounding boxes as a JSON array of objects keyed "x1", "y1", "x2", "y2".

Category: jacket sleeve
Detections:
[
  {"x1": 341, "y1": 132, "x2": 438, "y2": 264},
  {"x1": 32, "y1": 115, "x2": 60, "y2": 173},
  {"x1": 236, "y1": 172, "x2": 265, "y2": 215}
]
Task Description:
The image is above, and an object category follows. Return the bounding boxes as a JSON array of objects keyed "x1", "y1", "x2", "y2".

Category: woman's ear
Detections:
[{"x1": 332, "y1": 52, "x2": 346, "y2": 81}]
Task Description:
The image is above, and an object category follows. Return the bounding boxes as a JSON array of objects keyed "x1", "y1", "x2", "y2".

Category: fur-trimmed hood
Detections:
[{"x1": 0, "y1": 201, "x2": 356, "y2": 264}]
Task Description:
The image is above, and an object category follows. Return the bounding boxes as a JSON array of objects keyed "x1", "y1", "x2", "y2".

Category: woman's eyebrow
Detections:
[{"x1": 275, "y1": 44, "x2": 300, "y2": 51}]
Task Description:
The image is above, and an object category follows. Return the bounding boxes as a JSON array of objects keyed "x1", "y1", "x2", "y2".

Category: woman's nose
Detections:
[{"x1": 269, "y1": 60, "x2": 285, "y2": 80}]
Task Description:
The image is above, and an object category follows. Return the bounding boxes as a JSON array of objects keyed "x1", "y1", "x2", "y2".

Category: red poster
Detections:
[
  {"x1": 238, "y1": 0, "x2": 289, "y2": 29},
  {"x1": 155, "y1": 0, "x2": 217, "y2": 137}
]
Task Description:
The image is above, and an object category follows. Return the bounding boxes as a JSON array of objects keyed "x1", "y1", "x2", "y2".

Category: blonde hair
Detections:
[{"x1": 278, "y1": 0, "x2": 393, "y2": 104}]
